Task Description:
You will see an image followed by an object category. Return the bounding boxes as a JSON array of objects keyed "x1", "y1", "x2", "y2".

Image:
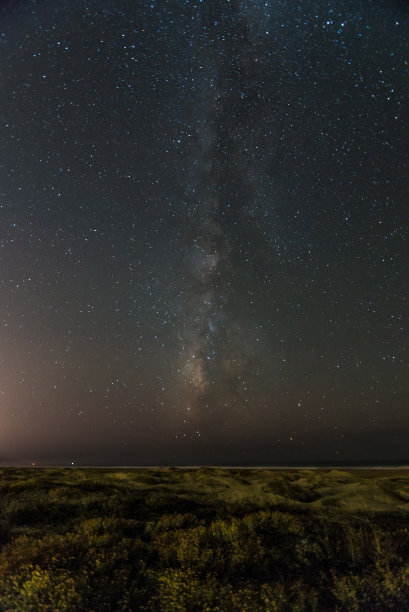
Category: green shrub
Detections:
[{"x1": 1, "y1": 468, "x2": 409, "y2": 611}]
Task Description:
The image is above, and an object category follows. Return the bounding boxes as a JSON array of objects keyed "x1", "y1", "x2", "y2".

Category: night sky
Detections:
[{"x1": 1, "y1": 0, "x2": 409, "y2": 465}]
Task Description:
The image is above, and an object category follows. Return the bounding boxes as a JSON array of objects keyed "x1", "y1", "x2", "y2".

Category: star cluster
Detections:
[{"x1": 1, "y1": 0, "x2": 409, "y2": 464}]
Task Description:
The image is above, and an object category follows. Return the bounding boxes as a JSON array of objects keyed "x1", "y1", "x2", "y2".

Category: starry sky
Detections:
[{"x1": 1, "y1": 0, "x2": 409, "y2": 465}]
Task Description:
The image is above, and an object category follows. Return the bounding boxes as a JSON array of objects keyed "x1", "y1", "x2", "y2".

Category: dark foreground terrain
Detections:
[{"x1": 0, "y1": 467, "x2": 409, "y2": 610}]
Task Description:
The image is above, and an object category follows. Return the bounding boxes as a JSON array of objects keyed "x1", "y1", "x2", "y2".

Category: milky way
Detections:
[{"x1": 180, "y1": 9, "x2": 271, "y2": 424}]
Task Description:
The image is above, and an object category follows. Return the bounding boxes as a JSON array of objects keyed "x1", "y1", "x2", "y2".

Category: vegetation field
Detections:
[{"x1": 1, "y1": 467, "x2": 409, "y2": 610}]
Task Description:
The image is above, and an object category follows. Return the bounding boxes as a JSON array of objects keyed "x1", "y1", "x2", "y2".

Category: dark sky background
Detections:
[{"x1": 1, "y1": 0, "x2": 409, "y2": 465}]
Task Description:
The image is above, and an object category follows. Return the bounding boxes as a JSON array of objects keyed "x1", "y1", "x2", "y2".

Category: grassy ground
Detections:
[{"x1": 0, "y1": 467, "x2": 409, "y2": 610}]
